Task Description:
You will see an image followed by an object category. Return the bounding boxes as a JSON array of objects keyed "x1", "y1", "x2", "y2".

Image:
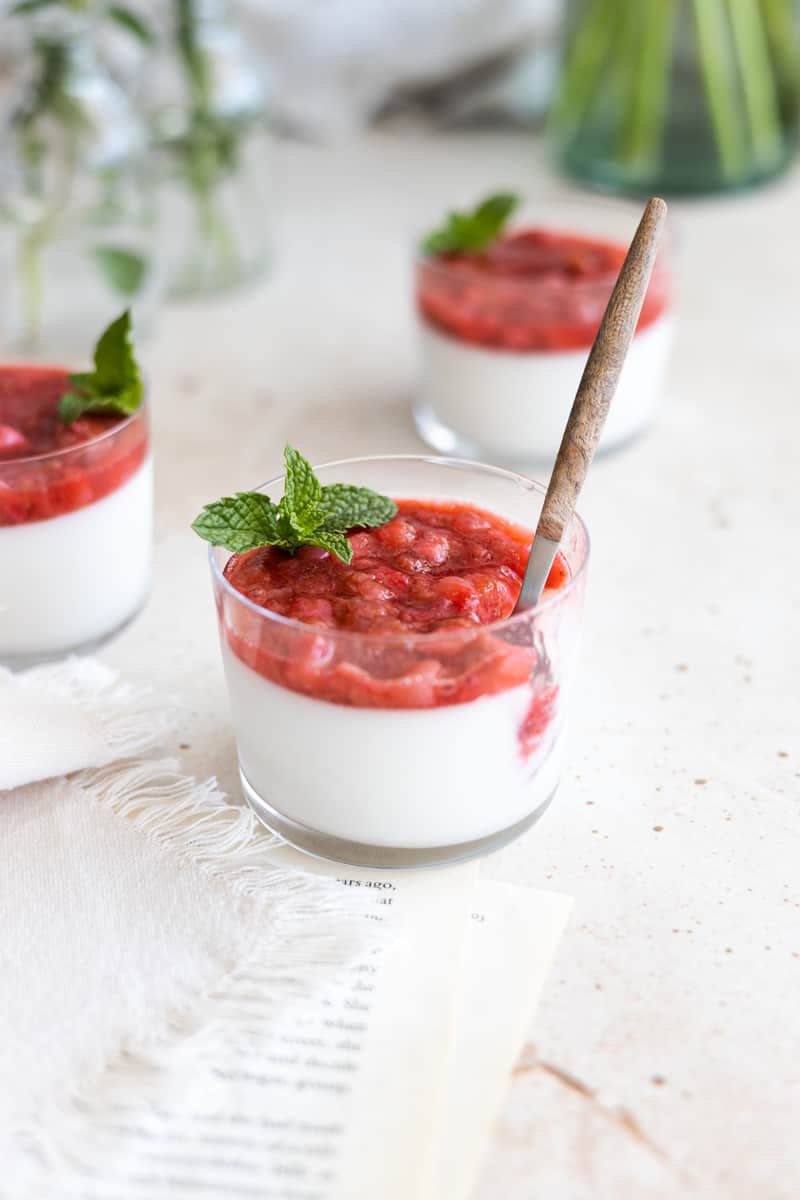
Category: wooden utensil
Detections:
[{"x1": 514, "y1": 196, "x2": 668, "y2": 613}]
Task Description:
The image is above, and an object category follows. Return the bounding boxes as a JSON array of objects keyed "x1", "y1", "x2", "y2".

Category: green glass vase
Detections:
[{"x1": 551, "y1": 0, "x2": 800, "y2": 195}]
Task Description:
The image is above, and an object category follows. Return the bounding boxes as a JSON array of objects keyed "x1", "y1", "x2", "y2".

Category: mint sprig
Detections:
[
  {"x1": 422, "y1": 191, "x2": 520, "y2": 256},
  {"x1": 58, "y1": 310, "x2": 143, "y2": 425},
  {"x1": 192, "y1": 445, "x2": 398, "y2": 565}
]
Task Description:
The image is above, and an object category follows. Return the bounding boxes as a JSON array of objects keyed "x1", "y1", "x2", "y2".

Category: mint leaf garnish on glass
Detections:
[
  {"x1": 192, "y1": 445, "x2": 398, "y2": 565},
  {"x1": 422, "y1": 191, "x2": 520, "y2": 256},
  {"x1": 58, "y1": 310, "x2": 143, "y2": 425}
]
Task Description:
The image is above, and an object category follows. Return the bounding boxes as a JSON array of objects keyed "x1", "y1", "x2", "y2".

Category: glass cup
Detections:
[
  {"x1": 0, "y1": 372, "x2": 152, "y2": 667},
  {"x1": 413, "y1": 197, "x2": 674, "y2": 466},
  {"x1": 210, "y1": 456, "x2": 589, "y2": 868}
]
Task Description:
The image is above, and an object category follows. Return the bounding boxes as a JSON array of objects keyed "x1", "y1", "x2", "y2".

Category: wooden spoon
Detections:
[{"x1": 514, "y1": 196, "x2": 668, "y2": 613}]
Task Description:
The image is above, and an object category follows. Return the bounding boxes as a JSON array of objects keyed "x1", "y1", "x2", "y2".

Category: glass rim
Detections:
[
  {"x1": 0, "y1": 367, "x2": 148, "y2": 468},
  {"x1": 209, "y1": 454, "x2": 591, "y2": 645}
]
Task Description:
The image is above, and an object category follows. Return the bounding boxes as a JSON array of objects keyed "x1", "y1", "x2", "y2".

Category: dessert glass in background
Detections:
[
  {"x1": 210, "y1": 456, "x2": 589, "y2": 869},
  {"x1": 0, "y1": 367, "x2": 152, "y2": 667},
  {"x1": 414, "y1": 198, "x2": 674, "y2": 465}
]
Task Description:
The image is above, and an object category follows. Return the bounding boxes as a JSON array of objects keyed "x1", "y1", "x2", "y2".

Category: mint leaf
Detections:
[
  {"x1": 92, "y1": 309, "x2": 139, "y2": 392},
  {"x1": 58, "y1": 310, "x2": 143, "y2": 425},
  {"x1": 192, "y1": 445, "x2": 397, "y2": 566},
  {"x1": 191, "y1": 492, "x2": 282, "y2": 554},
  {"x1": 307, "y1": 529, "x2": 353, "y2": 564},
  {"x1": 92, "y1": 245, "x2": 148, "y2": 297},
  {"x1": 281, "y1": 444, "x2": 322, "y2": 535},
  {"x1": 422, "y1": 191, "x2": 520, "y2": 256},
  {"x1": 58, "y1": 391, "x2": 86, "y2": 425},
  {"x1": 319, "y1": 484, "x2": 397, "y2": 531}
]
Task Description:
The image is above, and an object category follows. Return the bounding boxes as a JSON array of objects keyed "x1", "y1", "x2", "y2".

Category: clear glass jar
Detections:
[
  {"x1": 146, "y1": 0, "x2": 272, "y2": 296},
  {"x1": 209, "y1": 456, "x2": 589, "y2": 868},
  {"x1": 0, "y1": 10, "x2": 162, "y2": 360},
  {"x1": 551, "y1": 0, "x2": 800, "y2": 195},
  {"x1": 0, "y1": 365, "x2": 152, "y2": 666},
  {"x1": 413, "y1": 197, "x2": 674, "y2": 466}
]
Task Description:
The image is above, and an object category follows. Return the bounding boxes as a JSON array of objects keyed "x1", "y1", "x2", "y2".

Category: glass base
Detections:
[
  {"x1": 557, "y1": 143, "x2": 794, "y2": 198},
  {"x1": 240, "y1": 767, "x2": 558, "y2": 869},
  {"x1": 0, "y1": 602, "x2": 144, "y2": 671},
  {"x1": 167, "y1": 249, "x2": 270, "y2": 300},
  {"x1": 412, "y1": 400, "x2": 644, "y2": 468}
]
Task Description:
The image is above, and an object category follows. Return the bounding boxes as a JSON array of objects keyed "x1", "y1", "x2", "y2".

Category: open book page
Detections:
[
  {"x1": 425, "y1": 881, "x2": 573, "y2": 1200},
  {"x1": 45, "y1": 857, "x2": 478, "y2": 1200}
]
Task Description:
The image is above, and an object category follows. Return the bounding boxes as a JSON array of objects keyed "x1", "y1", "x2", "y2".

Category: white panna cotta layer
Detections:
[
  {"x1": 417, "y1": 313, "x2": 673, "y2": 461},
  {"x1": 0, "y1": 456, "x2": 152, "y2": 659},
  {"x1": 221, "y1": 642, "x2": 563, "y2": 849}
]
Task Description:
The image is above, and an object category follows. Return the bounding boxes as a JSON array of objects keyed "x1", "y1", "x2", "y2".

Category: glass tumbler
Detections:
[
  {"x1": 210, "y1": 456, "x2": 590, "y2": 868},
  {"x1": 413, "y1": 197, "x2": 673, "y2": 466},
  {"x1": 0, "y1": 368, "x2": 152, "y2": 667}
]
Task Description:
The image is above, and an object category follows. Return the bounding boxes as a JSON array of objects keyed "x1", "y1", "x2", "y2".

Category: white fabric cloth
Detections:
[
  {"x1": 0, "y1": 658, "x2": 171, "y2": 791},
  {"x1": 0, "y1": 659, "x2": 359, "y2": 1193}
]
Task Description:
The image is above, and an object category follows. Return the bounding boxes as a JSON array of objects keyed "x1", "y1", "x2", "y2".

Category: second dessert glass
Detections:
[
  {"x1": 0, "y1": 368, "x2": 152, "y2": 667},
  {"x1": 210, "y1": 455, "x2": 589, "y2": 868},
  {"x1": 414, "y1": 198, "x2": 673, "y2": 465}
]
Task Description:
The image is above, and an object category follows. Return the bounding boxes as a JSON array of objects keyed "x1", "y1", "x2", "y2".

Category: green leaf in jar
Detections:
[{"x1": 92, "y1": 245, "x2": 148, "y2": 297}]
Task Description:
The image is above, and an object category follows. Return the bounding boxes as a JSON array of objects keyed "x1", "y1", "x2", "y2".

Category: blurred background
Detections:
[{"x1": 1, "y1": 0, "x2": 797, "y2": 361}]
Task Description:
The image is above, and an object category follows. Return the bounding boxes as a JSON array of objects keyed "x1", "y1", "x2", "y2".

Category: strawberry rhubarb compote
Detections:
[
  {"x1": 0, "y1": 366, "x2": 151, "y2": 662},
  {"x1": 415, "y1": 216, "x2": 672, "y2": 461},
  {"x1": 212, "y1": 459, "x2": 589, "y2": 866}
]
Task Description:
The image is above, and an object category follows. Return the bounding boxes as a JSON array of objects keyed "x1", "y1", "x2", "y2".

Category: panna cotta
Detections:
[
  {"x1": 0, "y1": 365, "x2": 152, "y2": 664},
  {"x1": 414, "y1": 224, "x2": 673, "y2": 462},
  {"x1": 207, "y1": 456, "x2": 589, "y2": 868}
]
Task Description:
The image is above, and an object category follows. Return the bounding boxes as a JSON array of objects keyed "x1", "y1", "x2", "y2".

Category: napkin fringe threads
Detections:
[{"x1": 10, "y1": 732, "x2": 377, "y2": 1188}]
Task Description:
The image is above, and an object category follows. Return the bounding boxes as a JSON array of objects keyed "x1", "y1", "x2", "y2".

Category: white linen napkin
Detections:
[
  {"x1": 0, "y1": 658, "x2": 172, "y2": 791},
  {"x1": 0, "y1": 659, "x2": 361, "y2": 1191}
]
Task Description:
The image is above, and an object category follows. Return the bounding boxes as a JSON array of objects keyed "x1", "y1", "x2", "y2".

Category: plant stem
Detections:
[
  {"x1": 692, "y1": 0, "x2": 748, "y2": 179},
  {"x1": 174, "y1": 0, "x2": 238, "y2": 282},
  {"x1": 618, "y1": 0, "x2": 677, "y2": 170},
  {"x1": 727, "y1": 0, "x2": 784, "y2": 166},
  {"x1": 195, "y1": 170, "x2": 238, "y2": 278},
  {"x1": 16, "y1": 131, "x2": 78, "y2": 348},
  {"x1": 761, "y1": 0, "x2": 800, "y2": 108},
  {"x1": 551, "y1": 0, "x2": 619, "y2": 139},
  {"x1": 19, "y1": 227, "x2": 45, "y2": 348}
]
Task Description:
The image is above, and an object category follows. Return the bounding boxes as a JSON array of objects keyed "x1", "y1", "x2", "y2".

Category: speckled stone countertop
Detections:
[{"x1": 104, "y1": 131, "x2": 799, "y2": 1199}]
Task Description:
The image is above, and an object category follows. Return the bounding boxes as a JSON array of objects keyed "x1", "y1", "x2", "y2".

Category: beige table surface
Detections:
[{"x1": 104, "y1": 130, "x2": 799, "y2": 1199}]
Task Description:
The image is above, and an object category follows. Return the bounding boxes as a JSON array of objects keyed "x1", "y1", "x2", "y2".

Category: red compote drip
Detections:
[
  {"x1": 417, "y1": 227, "x2": 669, "y2": 351},
  {"x1": 0, "y1": 366, "x2": 148, "y2": 525},
  {"x1": 222, "y1": 500, "x2": 571, "y2": 757}
]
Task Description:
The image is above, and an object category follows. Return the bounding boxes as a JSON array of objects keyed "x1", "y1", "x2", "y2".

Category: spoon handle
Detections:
[{"x1": 537, "y1": 196, "x2": 668, "y2": 545}]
